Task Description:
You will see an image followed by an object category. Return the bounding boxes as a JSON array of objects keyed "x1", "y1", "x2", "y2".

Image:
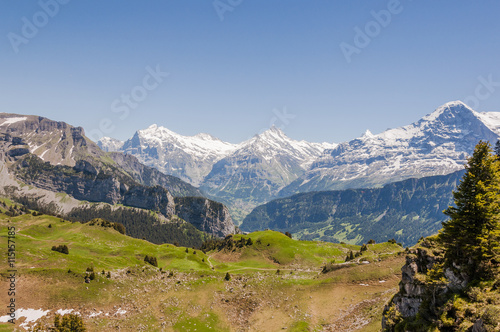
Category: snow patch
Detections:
[
  {"x1": 56, "y1": 309, "x2": 75, "y2": 315},
  {"x1": 1, "y1": 116, "x2": 27, "y2": 126},
  {"x1": 0, "y1": 308, "x2": 50, "y2": 330},
  {"x1": 115, "y1": 309, "x2": 127, "y2": 315},
  {"x1": 89, "y1": 311, "x2": 102, "y2": 318}
]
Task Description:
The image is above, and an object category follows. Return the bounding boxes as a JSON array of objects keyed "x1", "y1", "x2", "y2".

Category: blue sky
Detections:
[{"x1": 1, "y1": 1, "x2": 500, "y2": 144}]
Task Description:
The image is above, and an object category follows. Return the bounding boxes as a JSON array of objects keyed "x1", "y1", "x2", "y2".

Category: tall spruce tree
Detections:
[{"x1": 440, "y1": 141, "x2": 500, "y2": 278}]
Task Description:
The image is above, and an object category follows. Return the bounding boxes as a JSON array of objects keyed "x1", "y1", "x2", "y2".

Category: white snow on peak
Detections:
[
  {"x1": 422, "y1": 100, "x2": 474, "y2": 122},
  {"x1": 98, "y1": 137, "x2": 124, "y2": 152},
  {"x1": 1, "y1": 116, "x2": 27, "y2": 126},
  {"x1": 236, "y1": 126, "x2": 336, "y2": 167},
  {"x1": 297, "y1": 101, "x2": 500, "y2": 192},
  {"x1": 476, "y1": 111, "x2": 500, "y2": 136},
  {"x1": 194, "y1": 133, "x2": 218, "y2": 140},
  {"x1": 137, "y1": 124, "x2": 238, "y2": 159},
  {"x1": 361, "y1": 129, "x2": 374, "y2": 139}
]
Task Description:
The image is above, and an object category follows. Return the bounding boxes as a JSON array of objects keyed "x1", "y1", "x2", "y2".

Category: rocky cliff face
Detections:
[
  {"x1": 0, "y1": 113, "x2": 102, "y2": 166},
  {"x1": 6, "y1": 150, "x2": 233, "y2": 237},
  {"x1": 383, "y1": 242, "x2": 443, "y2": 325},
  {"x1": 174, "y1": 197, "x2": 236, "y2": 237},
  {"x1": 382, "y1": 236, "x2": 498, "y2": 331},
  {"x1": 0, "y1": 113, "x2": 236, "y2": 238},
  {"x1": 11, "y1": 154, "x2": 176, "y2": 217},
  {"x1": 107, "y1": 152, "x2": 203, "y2": 198}
]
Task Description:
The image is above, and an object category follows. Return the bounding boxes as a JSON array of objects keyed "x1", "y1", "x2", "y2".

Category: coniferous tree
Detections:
[
  {"x1": 440, "y1": 141, "x2": 500, "y2": 278},
  {"x1": 495, "y1": 139, "x2": 500, "y2": 157}
]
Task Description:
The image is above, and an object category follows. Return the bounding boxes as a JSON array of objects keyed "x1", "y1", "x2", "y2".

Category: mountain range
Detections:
[
  {"x1": 99, "y1": 125, "x2": 336, "y2": 222},
  {"x1": 0, "y1": 114, "x2": 235, "y2": 245},
  {"x1": 99, "y1": 101, "x2": 500, "y2": 224}
]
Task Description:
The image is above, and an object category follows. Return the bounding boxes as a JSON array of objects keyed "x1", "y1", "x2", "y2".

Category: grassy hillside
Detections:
[{"x1": 0, "y1": 210, "x2": 405, "y2": 331}]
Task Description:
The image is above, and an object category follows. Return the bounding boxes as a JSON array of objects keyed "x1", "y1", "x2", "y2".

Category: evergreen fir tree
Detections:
[{"x1": 440, "y1": 141, "x2": 500, "y2": 278}]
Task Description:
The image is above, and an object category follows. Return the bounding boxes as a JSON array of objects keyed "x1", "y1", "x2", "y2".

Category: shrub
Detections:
[
  {"x1": 54, "y1": 313, "x2": 86, "y2": 332},
  {"x1": 144, "y1": 255, "x2": 158, "y2": 267},
  {"x1": 345, "y1": 250, "x2": 355, "y2": 262},
  {"x1": 224, "y1": 272, "x2": 231, "y2": 281},
  {"x1": 51, "y1": 244, "x2": 69, "y2": 255}
]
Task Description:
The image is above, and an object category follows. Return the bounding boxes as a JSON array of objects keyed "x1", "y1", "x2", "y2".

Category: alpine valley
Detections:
[{"x1": 3, "y1": 100, "x2": 500, "y2": 331}]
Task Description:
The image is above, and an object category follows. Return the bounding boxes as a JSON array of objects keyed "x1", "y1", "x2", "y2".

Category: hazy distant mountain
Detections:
[
  {"x1": 98, "y1": 137, "x2": 124, "y2": 152},
  {"x1": 279, "y1": 101, "x2": 500, "y2": 196}
]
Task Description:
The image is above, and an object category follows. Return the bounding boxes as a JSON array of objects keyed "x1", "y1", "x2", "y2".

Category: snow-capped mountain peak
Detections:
[
  {"x1": 421, "y1": 100, "x2": 475, "y2": 122},
  {"x1": 116, "y1": 125, "x2": 238, "y2": 186},
  {"x1": 279, "y1": 101, "x2": 500, "y2": 196},
  {"x1": 361, "y1": 129, "x2": 375, "y2": 139},
  {"x1": 98, "y1": 137, "x2": 124, "y2": 152}
]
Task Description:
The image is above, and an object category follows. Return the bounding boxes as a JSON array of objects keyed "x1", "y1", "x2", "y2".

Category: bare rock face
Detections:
[
  {"x1": 174, "y1": 197, "x2": 236, "y2": 237},
  {"x1": 443, "y1": 265, "x2": 468, "y2": 291},
  {"x1": 472, "y1": 319, "x2": 487, "y2": 332},
  {"x1": 107, "y1": 152, "x2": 203, "y2": 198},
  {"x1": 0, "y1": 113, "x2": 236, "y2": 238},
  {"x1": 382, "y1": 239, "x2": 448, "y2": 330},
  {"x1": 123, "y1": 185, "x2": 175, "y2": 217},
  {"x1": 0, "y1": 113, "x2": 103, "y2": 166},
  {"x1": 390, "y1": 248, "x2": 437, "y2": 319}
]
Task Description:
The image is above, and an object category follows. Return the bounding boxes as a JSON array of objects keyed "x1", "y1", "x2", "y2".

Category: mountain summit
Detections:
[
  {"x1": 279, "y1": 101, "x2": 500, "y2": 196},
  {"x1": 116, "y1": 124, "x2": 238, "y2": 186}
]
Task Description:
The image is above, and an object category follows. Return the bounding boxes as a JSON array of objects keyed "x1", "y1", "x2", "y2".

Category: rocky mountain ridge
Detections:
[
  {"x1": 280, "y1": 101, "x2": 500, "y2": 195},
  {"x1": 99, "y1": 101, "x2": 500, "y2": 225},
  {"x1": 0, "y1": 113, "x2": 235, "y2": 238},
  {"x1": 101, "y1": 125, "x2": 336, "y2": 224}
]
